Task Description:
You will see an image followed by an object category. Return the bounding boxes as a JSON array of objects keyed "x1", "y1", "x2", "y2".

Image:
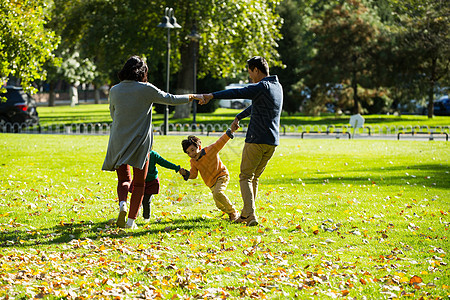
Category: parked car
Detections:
[
  {"x1": 433, "y1": 96, "x2": 450, "y2": 116},
  {"x1": 0, "y1": 86, "x2": 39, "y2": 130},
  {"x1": 218, "y1": 83, "x2": 252, "y2": 109},
  {"x1": 398, "y1": 100, "x2": 427, "y2": 115}
]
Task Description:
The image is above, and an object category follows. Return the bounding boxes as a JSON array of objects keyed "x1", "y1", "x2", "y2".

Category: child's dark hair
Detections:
[
  {"x1": 247, "y1": 56, "x2": 269, "y2": 75},
  {"x1": 182, "y1": 135, "x2": 201, "y2": 153}
]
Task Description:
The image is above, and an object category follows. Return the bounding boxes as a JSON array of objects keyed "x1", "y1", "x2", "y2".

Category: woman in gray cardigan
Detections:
[{"x1": 102, "y1": 55, "x2": 195, "y2": 229}]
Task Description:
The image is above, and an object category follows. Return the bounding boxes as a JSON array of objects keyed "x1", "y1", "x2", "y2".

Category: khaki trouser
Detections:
[
  {"x1": 239, "y1": 143, "x2": 276, "y2": 217},
  {"x1": 210, "y1": 175, "x2": 236, "y2": 214}
]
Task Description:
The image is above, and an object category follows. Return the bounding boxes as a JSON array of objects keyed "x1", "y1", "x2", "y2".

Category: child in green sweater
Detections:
[{"x1": 127, "y1": 150, "x2": 188, "y2": 225}]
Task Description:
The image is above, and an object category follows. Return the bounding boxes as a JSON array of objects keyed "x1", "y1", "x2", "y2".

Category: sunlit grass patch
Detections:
[{"x1": 0, "y1": 134, "x2": 448, "y2": 299}]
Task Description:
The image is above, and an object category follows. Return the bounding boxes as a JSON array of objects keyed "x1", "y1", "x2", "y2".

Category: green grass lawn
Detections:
[
  {"x1": 36, "y1": 104, "x2": 450, "y2": 129},
  {"x1": 0, "y1": 134, "x2": 449, "y2": 299}
]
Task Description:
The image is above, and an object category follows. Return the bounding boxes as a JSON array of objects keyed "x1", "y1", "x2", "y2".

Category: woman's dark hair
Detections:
[
  {"x1": 247, "y1": 56, "x2": 269, "y2": 75},
  {"x1": 182, "y1": 135, "x2": 201, "y2": 153},
  {"x1": 118, "y1": 55, "x2": 148, "y2": 82}
]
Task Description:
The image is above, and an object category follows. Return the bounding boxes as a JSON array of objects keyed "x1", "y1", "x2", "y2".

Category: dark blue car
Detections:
[{"x1": 434, "y1": 96, "x2": 450, "y2": 116}]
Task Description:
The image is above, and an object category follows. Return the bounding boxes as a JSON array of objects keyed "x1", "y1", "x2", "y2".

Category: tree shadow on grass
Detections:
[
  {"x1": 0, "y1": 216, "x2": 223, "y2": 249},
  {"x1": 264, "y1": 163, "x2": 450, "y2": 189}
]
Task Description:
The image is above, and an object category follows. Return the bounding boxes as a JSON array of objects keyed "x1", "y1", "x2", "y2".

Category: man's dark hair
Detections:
[
  {"x1": 182, "y1": 135, "x2": 201, "y2": 153},
  {"x1": 118, "y1": 55, "x2": 148, "y2": 82},
  {"x1": 247, "y1": 56, "x2": 269, "y2": 75}
]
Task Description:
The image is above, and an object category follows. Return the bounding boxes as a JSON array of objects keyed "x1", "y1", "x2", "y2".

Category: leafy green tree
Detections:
[
  {"x1": 389, "y1": 0, "x2": 449, "y2": 118},
  {"x1": 271, "y1": 0, "x2": 314, "y2": 115},
  {"x1": 48, "y1": 0, "x2": 282, "y2": 116},
  {"x1": 50, "y1": 0, "x2": 160, "y2": 85},
  {"x1": 57, "y1": 50, "x2": 97, "y2": 106},
  {"x1": 173, "y1": 0, "x2": 282, "y2": 117},
  {"x1": 269, "y1": 0, "x2": 399, "y2": 115},
  {"x1": 308, "y1": 0, "x2": 386, "y2": 114},
  {"x1": 194, "y1": 0, "x2": 282, "y2": 79},
  {"x1": 0, "y1": 0, "x2": 59, "y2": 93}
]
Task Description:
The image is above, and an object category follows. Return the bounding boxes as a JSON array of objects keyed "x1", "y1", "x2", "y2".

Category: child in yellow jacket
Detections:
[{"x1": 181, "y1": 124, "x2": 239, "y2": 221}]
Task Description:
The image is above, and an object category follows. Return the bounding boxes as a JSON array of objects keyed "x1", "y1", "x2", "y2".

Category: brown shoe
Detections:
[
  {"x1": 245, "y1": 215, "x2": 259, "y2": 227},
  {"x1": 234, "y1": 216, "x2": 246, "y2": 224},
  {"x1": 228, "y1": 212, "x2": 239, "y2": 222},
  {"x1": 234, "y1": 215, "x2": 258, "y2": 226}
]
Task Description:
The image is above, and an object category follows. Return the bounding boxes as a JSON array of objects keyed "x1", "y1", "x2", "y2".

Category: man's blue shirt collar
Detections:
[{"x1": 261, "y1": 75, "x2": 278, "y2": 83}]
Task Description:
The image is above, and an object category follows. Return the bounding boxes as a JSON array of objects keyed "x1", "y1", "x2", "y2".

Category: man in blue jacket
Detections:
[{"x1": 198, "y1": 56, "x2": 283, "y2": 226}]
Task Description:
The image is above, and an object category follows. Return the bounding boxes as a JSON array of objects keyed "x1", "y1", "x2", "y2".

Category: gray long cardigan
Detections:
[{"x1": 102, "y1": 80, "x2": 189, "y2": 171}]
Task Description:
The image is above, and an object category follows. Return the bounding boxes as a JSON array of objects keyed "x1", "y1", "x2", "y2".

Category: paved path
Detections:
[{"x1": 162, "y1": 131, "x2": 448, "y2": 141}]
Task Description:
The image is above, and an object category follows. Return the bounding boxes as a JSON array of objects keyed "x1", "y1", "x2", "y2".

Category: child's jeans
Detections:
[
  {"x1": 142, "y1": 194, "x2": 153, "y2": 219},
  {"x1": 210, "y1": 175, "x2": 236, "y2": 214}
]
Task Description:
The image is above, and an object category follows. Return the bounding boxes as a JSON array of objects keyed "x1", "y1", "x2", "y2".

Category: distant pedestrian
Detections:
[
  {"x1": 197, "y1": 56, "x2": 283, "y2": 226},
  {"x1": 102, "y1": 55, "x2": 197, "y2": 229}
]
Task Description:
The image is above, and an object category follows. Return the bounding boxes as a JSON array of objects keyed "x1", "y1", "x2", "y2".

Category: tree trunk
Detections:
[
  {"x1": 427, "y1": 58, "x2": 437, "y2": 119},
  {"x1": 352, "y1": 70, "x2": 360, "y2": 114},
  {"x1": 351, "y1": 55, "x2": 360, "y2": 114},
  {"x1": 173, "y1": 42, "x2": 195, "y2": 119},
  {"x1": 94, "y1": 87, "x2": 100, "y2": 104},
  {"x1": 427, "y1": 84, "x2": 434, "y2": 118},
  {"x1": 48, "y1": 81, "x2": 56, "y2": 107},
  {"x1": 70, "y1": 84, "x2": 79, "y2": 107}
]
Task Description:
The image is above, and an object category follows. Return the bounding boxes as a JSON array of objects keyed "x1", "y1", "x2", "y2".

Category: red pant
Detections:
[{"x1": 116, "y1": 161, "x2": 149, "y2": 220}]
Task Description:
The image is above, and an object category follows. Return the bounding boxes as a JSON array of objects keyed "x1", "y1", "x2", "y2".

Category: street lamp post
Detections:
[
  {"x1": 187, "y1": 25, "x2": 201, "y2": 126},
  {"x1": 157, "y1": 7, "x2": 181, "y2": 135}
]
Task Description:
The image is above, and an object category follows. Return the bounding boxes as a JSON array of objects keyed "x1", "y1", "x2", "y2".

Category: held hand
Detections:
[
  {"x1": 231, "y1": 118, "x2": 240, "y2": 133},
  {"x1": 230, "y1": 122, "x2": 240, "y2": 133},
  {"x1": 190, "y1": 94, "x2": 203, "y2": 102},
  {"x1": 199, "y1": 94, "x2": 213, "y2": 105},
  {"x1": 181, "y1": 168, "x2": 190, "y2": 181},
  {"x1": 179, "y1": 168, "x2": 190, "y2": 181}
]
